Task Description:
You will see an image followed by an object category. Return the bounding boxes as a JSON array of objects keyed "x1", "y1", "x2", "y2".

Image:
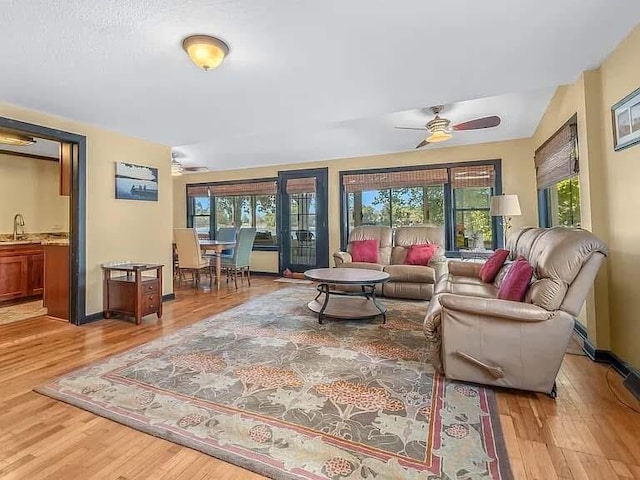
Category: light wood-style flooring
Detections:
[{"x1": 0, "y1": 277, "x2": 639, "y2": 480}]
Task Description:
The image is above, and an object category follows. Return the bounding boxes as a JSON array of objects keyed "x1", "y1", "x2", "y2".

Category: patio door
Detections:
[{"x1": 278, "y1": 168, "x2": 329, "y2": 273}]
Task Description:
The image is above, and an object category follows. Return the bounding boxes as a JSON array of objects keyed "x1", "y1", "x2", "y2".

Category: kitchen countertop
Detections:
[{"x1": 0, "y1": 239, "x2": 70, "y2": 246}]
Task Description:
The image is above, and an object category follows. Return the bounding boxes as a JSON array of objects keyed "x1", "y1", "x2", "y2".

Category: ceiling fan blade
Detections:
[
  {"x1": 395, "y1": 126, "x2": 429, "y2": 131},
  {"x1": 453, "y1": 116, "x2": 501, "y2": 131},
  {"x1": 415, "y1": 139, "x2": 430, "y2": 149}
]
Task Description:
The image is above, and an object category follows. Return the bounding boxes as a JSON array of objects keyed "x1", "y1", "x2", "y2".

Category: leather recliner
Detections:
[
  {"x1": 333, "y1": 225, "x2": 446, "y2": 300},
  {"x1": 424, "y1": 227, "x2": 608, "y2": 396}
]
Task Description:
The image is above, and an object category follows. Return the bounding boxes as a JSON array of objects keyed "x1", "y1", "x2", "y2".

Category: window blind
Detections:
[
  {"x1": 450, "y1": 164, "x2": 495, "y2": 189},
  {"x1": 186, "y1": 184, "x2": 210, "y2": 197},
  {"x1": 342, "y1": 168, "x2": 448, "y2": 193},
  {"x1": 187, "y1": 180, "x2": 277, "y2": 197},
  {"x1": 286, "y1": 177, "x2": 316, "y2": 194},
  {"x1": 534, "y1": 122, "x2": 578, "y2": 189}
]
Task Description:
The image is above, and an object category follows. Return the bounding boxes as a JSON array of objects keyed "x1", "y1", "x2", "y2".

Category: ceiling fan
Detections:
[
  {"x1": 395, "y1": 105, "x2": 501, "y2": 149},
  {"x1": 171, "y1": 152, "x2": 209, "y2": 176}
]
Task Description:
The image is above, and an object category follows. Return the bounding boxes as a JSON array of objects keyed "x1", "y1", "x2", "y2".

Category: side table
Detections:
[{"x1": 102, "y1": 263, "x2": 164, "y2": 324}]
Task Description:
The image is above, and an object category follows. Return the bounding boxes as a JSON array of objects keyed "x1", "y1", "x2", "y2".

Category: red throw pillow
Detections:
[
  {"x1": 497, "y1": 256, "x2": 533, "y2": 302},
  {"x1": 404, "y1": 244, "x2": 438, "y2": 266},
  {"x1": 350, "y1": 239, "x2": 380, "y2": 263},
  {"x1": 479, "y1": 249, "x2": 510, "y2": 283}
]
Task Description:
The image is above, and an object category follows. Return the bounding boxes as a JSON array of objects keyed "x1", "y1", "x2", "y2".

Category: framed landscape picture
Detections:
[
  {"x1": 612, "y1": 86, "x2": 640, "y2": 151},
  {"x1": 115, "y1": 162, "x2": 159, "y2": 201}
]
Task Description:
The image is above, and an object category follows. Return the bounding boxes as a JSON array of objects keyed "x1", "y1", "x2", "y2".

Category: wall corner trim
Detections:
[{"x1": 574, "y1": 321, "x2": 640, "y2": 401}]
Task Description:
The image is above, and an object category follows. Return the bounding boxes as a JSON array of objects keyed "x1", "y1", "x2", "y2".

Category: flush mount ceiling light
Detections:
[
  {"x1": 171, "y1": 153, "x2": 184, "y2": 176},
  {"x1": 0, "y1": 131, "x2": 36, "y2": 146},
  {"x1": 182, "y1": 35, "x2": 229, "y2": 71}
]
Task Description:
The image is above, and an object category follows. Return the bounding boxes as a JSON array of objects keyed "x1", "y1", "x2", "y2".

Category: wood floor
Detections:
[{"x1": 0, "y1": 276, "x2": 639, "y2": 480}]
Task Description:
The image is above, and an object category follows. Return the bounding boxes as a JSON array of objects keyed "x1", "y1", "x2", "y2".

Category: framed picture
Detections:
[
  {"x1": 611, "y1": 86, "x2": 640, "y2": 151},
  {"x1": 115, "y1": 162, "x2": 158, "y2": 201}
]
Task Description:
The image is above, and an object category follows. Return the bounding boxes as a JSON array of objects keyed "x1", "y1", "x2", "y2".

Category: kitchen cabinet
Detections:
[
  {"x1": 28, "y1": 253, "x2": 44, "y2": 296},
  {"x1": 0, "y1": 244, "x2": 45, "y2": 304},
  {"x1": 43, "y1": 244, "x2": 69, "y2": 320}
]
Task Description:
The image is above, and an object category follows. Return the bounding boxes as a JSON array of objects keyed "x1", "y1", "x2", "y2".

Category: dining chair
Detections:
[
  {"x1": 173, "y1": 228, "x2": 213, "y2": 287},
  {"x1": 216, "y1": 227, "x2": 237, "y2": 256},
  {"x1": 220, "y1": 228, "x2": 257, "y2": 288}
]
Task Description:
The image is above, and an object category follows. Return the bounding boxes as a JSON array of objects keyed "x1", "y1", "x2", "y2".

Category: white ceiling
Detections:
[{"x1": 1, "y1": 1, "x2": 639, "y2": 171}]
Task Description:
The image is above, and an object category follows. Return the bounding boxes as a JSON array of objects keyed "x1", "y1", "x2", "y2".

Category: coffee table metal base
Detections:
[{"x1": 308, "y1": 283, "x2": 387, "y2": 324}]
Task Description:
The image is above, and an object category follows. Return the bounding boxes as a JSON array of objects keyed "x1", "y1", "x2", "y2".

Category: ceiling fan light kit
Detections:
[
  {"x1": 0, "y1": 131, "x2": 36, "y2": 146},
  {"x1": 426, "y1": 130, "x2": 453, "y2": 143},
  {"x1": 171, "y1": 153, "x2": 184, "y2": 176},
  {"x1": 182, "y1": 34, "x2": 229, "y2": 71}
]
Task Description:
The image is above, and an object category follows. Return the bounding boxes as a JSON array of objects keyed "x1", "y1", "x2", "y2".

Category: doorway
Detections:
[
  {"x1": 0, "y1": 117, "x2": 86, "y2": 325},
  {"x1": 278, "y1": 167, "x2": 329, "y2": 273}
]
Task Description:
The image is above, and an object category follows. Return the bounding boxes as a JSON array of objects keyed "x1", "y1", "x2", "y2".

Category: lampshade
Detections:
[
  {"x1": 0, "y1": 131, "x2": 35, "y2": 146},
  {"x1": 182, "y1": 35, "x2": 229, "y2": 71},
  {"x1": 490, "y1": 194, "x2": 521, "y2": 216},
  {"x1": 426, "y1": 130, "x2": 452, "y2": 143}
]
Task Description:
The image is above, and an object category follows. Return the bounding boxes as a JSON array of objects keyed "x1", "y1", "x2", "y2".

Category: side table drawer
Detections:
[
  {"x1": 142, "y1": 293, "x2": 160, "y2": 316},
  {"x1": 142, "y1": 280, "x2": 159, "y2": 293}
]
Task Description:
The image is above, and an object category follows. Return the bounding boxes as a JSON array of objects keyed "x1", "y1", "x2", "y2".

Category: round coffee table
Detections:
[{"x1": 304, "y1": 268, "x2": 390, "y2": 324}]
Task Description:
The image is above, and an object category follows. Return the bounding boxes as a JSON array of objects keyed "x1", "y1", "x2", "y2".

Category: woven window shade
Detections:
[
  {"x1": 342, "y1": 168, "x2": 448, "y2": 193},
  {"x1": 450, "y1": 165, "x2": 495, "y2": 189},
  {"x1": 286, "y1": 177, "x2": 316, "y2": 194},
  {"x1": 535, "y1": 123, "x2": 578, "y2": 188},
  {"x1": 186, "y1": 184, "x2": 210, "y2": 197},
  {"x1": 201, "y1": 181, "x2": 277, "y2": 197}
]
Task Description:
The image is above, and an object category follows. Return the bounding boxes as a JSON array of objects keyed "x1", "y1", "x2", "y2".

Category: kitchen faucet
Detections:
[{"x1": 13, "y1": 214, "x2": 25, "y2": 240}]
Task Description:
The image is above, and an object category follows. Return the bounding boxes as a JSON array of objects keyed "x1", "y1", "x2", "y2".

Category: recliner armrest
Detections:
[
  {"x1": 448, "y1": 261, "x2": 482, "y2": 278},
  {"x1": 333, "y1": 250, "x2": 352, "y2": 266},
  {"x1": 438, "y1": 294, "x2": 556, "y2": 322}
]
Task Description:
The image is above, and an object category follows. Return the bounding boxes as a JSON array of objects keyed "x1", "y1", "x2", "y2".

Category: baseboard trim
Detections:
[
  {"x1": 573, "y1": 321, "x2": 640, "y2": 401},
  {"x1": 82, "y1": 293, "x2": 176, "y2": 325}
]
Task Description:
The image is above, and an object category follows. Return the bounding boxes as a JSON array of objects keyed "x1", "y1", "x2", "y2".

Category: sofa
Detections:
[
  {"x1": 333, "y1": 225, "x2": 446, "y2": 300},
  {"x1": 424, "y1": 227, "x2": 608, "y2": 397}
]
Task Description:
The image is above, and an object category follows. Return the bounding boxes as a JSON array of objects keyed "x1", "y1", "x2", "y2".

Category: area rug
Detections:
[
  {"x1": 36, "y1": 287, "x2": 512, "y2": 479},
  {"x1": 0, "y1": 300, "x2": 47, "y2": 325}
]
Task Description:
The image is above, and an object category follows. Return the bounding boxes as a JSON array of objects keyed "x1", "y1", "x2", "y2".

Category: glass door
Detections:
[{"x1": 278, "y1": 168, "x2": 329, "y2": 273}]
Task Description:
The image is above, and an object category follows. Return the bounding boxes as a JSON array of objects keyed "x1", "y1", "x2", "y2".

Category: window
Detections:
[
  {"x1": 535, "y1": 117, "x2": 580, "y2": 227},
  {"x1": 451, "y1": 165, "x2": 495, "y2": 250},
  {"x1": 341, "y1": 163, "x2": 499, "y2": 253},
  {"x1": 541, "y1": 175, "x2": 581, "y2": 227},
  {"x1": 186, "y1": 180, "x2": 278, "y2": 248},
  {"x1": 192, "y1": 196, "x2": 211, "y2": 238}
]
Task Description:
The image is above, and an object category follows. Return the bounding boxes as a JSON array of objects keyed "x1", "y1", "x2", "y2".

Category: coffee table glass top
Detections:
[{"x1": 304, "y1": 268, "x2": 390, "y2": 284}]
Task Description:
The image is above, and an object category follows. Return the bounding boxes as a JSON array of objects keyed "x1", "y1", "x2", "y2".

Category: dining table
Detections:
[{"x1": 199, "y1": 240, "x2": 236, "y2": 290}]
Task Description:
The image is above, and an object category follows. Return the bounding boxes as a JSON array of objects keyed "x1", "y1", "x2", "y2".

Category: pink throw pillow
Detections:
[
  {"x1": 479, "y1": 249, "x2": 510, "y2": 283},
  {"x1": 350, "y1": 239, "x2": 379, "y2": 263},
  {"x1": 405, "y1": 244, "x2": 438, "y2": 266},
  {"x1": 497, "y1": 256, "x2": 533, "y2": 302}
]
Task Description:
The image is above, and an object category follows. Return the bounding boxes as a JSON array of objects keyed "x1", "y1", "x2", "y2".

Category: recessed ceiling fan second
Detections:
[{"x1": 395, "y1": 105, "x2": 501, "y2": 149}]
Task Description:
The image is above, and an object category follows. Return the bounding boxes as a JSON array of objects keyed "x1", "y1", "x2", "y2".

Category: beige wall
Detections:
[
  {"x1": 598, "y1": 25, "x2": 640, "y2": 369},
  {"x1": 0, "y1": 103, "x2": 173, "y2": 316},
  {"x1": 173, "y1": 138, "x2": 537, "y2": 273},
  {"x1": 533, "y1": 24, "x2": 640, "y2": 370},
  {"x1": 0, "y1": 153, "x2": 69, "y2": 234}
]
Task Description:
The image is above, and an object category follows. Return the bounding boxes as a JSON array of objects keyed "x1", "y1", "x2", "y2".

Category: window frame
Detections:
[
  {"x1": 185, "y1": 177, "x2": 279, "y2": 251},
  {"x1": 339, "y1": 159, "x2": 503, "y2": 256},
  {"x1": 538, "y1": 174, "x2": 581, "y2": 228}
]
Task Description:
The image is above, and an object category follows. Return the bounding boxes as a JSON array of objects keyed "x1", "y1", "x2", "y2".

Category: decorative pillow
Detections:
[
  {"x1": 350, "y1": 239, "x2": 380, "y2": 263},
  {"x1": 497, "y1": 256, "x2": 534, "y2": 302},
  {"x1": 404, "y1": 243, "x2": 438, "y2": 266},
  {"x1": 479, "y1": 249, "x2": 510, "y2": 283}
]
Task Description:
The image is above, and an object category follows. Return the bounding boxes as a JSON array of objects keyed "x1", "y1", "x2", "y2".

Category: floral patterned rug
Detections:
[{"x1": 36, "y1": 287, "x2": 512, "y2": 479}]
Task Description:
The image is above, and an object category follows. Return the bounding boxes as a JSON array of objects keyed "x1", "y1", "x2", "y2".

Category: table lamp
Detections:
[{"x1": 490, "y1": 194, "x2": 521, "y2": 248}]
